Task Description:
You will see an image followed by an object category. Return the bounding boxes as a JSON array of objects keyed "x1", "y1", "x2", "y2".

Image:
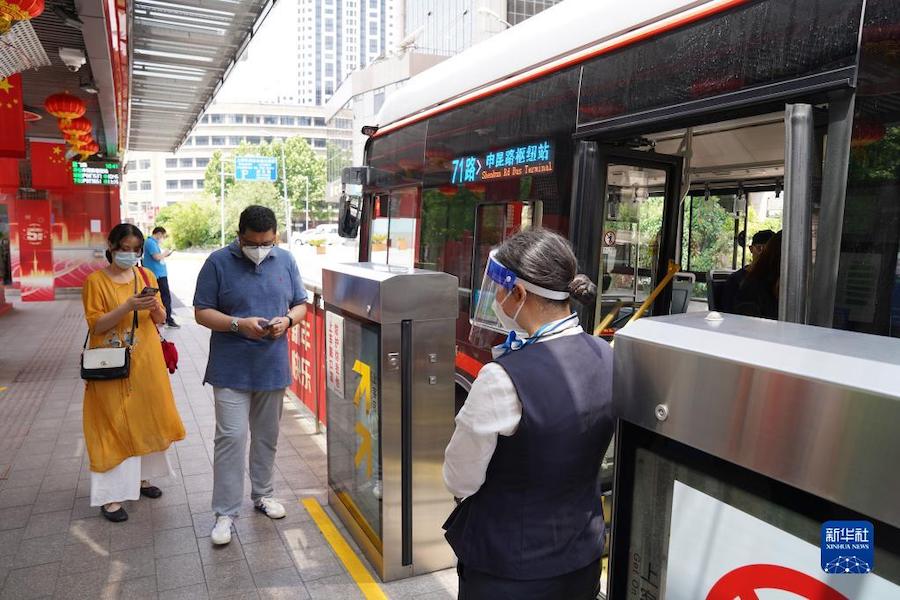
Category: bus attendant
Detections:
[{"x1": 442, "y1": 228, "x2": 614, "y2": 599}]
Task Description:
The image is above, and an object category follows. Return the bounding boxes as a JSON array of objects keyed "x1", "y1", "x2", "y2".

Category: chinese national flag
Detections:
[
  {"x1": 30, "y1": 141, "x2": 72, "y2": 190},
  {"x1": 0, "y1": 74, "x2": 26, "y2": 158},
  {"x1": 0, "y1": 158, "x2": 18, "y2": 189}
]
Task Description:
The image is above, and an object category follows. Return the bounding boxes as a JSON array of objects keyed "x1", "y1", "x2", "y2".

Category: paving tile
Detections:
[
  {"x1": 158, "y1": 582, "x2": 209, "y2": 600},
  {"x1": 192, "y1": 511, "x2": 217, "y2": 540},
  {"x1": 290, "y1": 545, "x2": 344, "y2": 583},
  {"x1": 412, "y1": 591, "x2": 457, "y2": 600},
  {"x1": 40, "y1": 472, "x2": 79, "y2": 495},
  {"x1": 242, "y1": 539, "x2": 294, "y2": 573},
  {"x1": 187, "y1": 491, "x2": 213, "y2": 515},
  {"x1": 198, "y1": 534, "x2": 245, "y2": 566},
  {"x1": 0, "y1": 562, "x2": 61, "y2": 600},
  {"x1": 24, "y1": 508, "x2": 71, "y2": 539},
  {"x1": 279, "y1": 521, "x2": 326, "y2": 551},
  {"x1": 0, "y1": 528, "x2": 24, "y2": 558},
  {"x1": 183, "y1": 474, "x2": 215, "y2": 494},
  {"x1": 70, "y1": 496, "x2": 98, "y2": 521},
  {"x1": 66, "y1": 517, "x2": 111, "y2": 547},
  {"x1": 154, "y1": 525, "x2": 198, "y2": 558},
  {"x1": 31, "y1": 489, "x2": 76, "y2": 515},
  {"x1": 106, "y1": 544, "x2": 155, "y2": 582},
  {"x1": 0, "y1": 467, "x2": 48, "y2": 490},
  {"x1": 303, "y1": 573, "x2": 365, "y2": 600},
  {"x1": 52, "y1": 566, "x2": 110, "y2": 600},
  {"x1": 155, "y1": 552, "x2": 205, "y2": 592},
  {"x1": 382, "y1": 571, "x2": 450, "y2": 599},
  {"x1": 0, "y1": 485, "x2": 40, "y2": 509},
  {"x1": 179, "y1": 459, "x2": 213, "y2": 476},
  {"x1": 152, "y1": 485, "x2": 188, "y2": 508},
  {"x1": 100, "y1": 575, "x2": 157, "y2": 600},
  {"x1": 46, "y1": 458, "x2": 84, "y2": 476},
  {"x1": 235, "y1": 516, "x2": 279, "y2": 544},
  {"x1": 59, "y1": 536, "x2": 111, "y2": 574},
  {"x1": 252, "y1": 567, "x2": 309, "y2": 600},
  {"x1": 0, "y1": 506, "x2": 32, "y2": 531},
  {"x1": 203, "y1": 558, "x2": 257, "y2": 597},
  {"x1": 13, "y1": 532, "x2": 67, "y2": 568},
  {"x1": 109, "y1": 518, "x2": 153, "y2": 552},
  {"x1": 10, "y1": 453, "x2": 52, "y2": 472},
  {"x1": 151, "y1": 502, "x2": 193, "y2": 531}
]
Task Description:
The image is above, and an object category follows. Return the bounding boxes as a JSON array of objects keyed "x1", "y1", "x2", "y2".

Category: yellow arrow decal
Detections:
[
  {"x1": 352, "y1": 360, "x2": 371, "y2": 415},
  {"x1": 354, "y1": 422, "x2": 372, "y2": 478}
]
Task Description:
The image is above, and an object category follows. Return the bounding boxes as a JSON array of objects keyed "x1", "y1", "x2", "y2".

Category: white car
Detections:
[{"x1": 292, "y1": 224, "x2": 341, "y2": 246}]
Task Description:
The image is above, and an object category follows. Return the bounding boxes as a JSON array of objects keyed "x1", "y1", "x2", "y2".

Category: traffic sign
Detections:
[{"x1": 235, "y1": 156, "x2": 278, "y2": 182}]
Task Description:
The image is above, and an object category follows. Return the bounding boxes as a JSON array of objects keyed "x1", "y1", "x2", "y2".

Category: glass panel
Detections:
[
  {"x1": 598, "y1": 165, "x2": 667, "y2": 316},
  {"x1": 835, "y1": 0, "x2": 900, "y2": 337},
  {"x1": 370, "y1": 187, "x2": 419, "y2": 268},
  {"x1": 578, "y1": 0, "x2": 863, "y2": 126},
  {"x1": 469, "y1": 201, "x2": 540, "y2": 331},
  {"x1": 327, "y1": 314, "x2": 382, "y2": 547}
]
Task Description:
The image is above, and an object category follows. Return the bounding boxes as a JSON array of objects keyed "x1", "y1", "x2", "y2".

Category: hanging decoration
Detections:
[
  {"x1": 59, "y1": 115, "x2": 92, "y2": 137},
  {"x1": 44, "y1": 92, "x2": 86, "y2": 122},
  {"x1": 77, "y1": 140, "x2": 100, "y2": 159},
  {"x1": 0, "y1": 0, "x2": 43, "y2": 35}
]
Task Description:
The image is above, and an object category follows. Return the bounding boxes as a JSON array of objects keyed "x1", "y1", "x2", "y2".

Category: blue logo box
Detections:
[{"x1": 821, "y1": 520, "x2": 874, "y2": 574}]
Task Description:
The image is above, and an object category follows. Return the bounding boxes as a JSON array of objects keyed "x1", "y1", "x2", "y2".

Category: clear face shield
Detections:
[{"x1": 469, "y1": 250, "x2": 570, "y2": 346}]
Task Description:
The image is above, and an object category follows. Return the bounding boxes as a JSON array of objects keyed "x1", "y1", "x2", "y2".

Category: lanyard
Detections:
[{"x1": 492, "y1": 313, "x2": 579, "y2": 359}]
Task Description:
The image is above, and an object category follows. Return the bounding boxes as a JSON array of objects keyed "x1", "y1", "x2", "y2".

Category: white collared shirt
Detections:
[{"x1": 442, "y1": 315, "x2": 583, "y2": 500}]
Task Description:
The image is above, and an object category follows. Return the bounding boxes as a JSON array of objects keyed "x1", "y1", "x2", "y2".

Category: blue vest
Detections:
[{"x1": 444, "y1": 333, "x2": 614, "y2": 580}]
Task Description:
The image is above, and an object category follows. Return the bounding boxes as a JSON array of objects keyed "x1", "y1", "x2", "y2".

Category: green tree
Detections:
[
  {"x1": 223, "y1": 181, "x2": 286, "y2": 239},
  {"x1": 204, "y1": 137, "x2": 328, "y2": 226},
  {"x1": 155, "y1": 200, "x2": 220, "y2": 249}
]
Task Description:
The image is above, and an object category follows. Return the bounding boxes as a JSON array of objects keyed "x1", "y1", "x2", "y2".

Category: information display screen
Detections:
[
  {"x1": 72, "y1": 161, "x2": 121, "y2": 186},
  {"x1": 450, "y1": 140, "x2": 554, "y2": 184},
  {"x1": 326, "y1": 311, "x2": 382, "y2": 548}
]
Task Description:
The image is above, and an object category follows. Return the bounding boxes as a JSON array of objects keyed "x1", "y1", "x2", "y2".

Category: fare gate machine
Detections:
[
  {"x1": 322, "y1": 263, "x2": 458, "y2": 581},
  {"x1": 608, "y1": 313, "x2": 900, "y2": 599}
]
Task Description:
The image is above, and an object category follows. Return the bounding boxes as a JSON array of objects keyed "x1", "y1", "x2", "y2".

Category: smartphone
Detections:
[
  {"x1": 140, "y1": 286, "x2": 158, "y2": 297},
  {"x1": 259, "y1": 319, "x2": 274, "y2": 330}
]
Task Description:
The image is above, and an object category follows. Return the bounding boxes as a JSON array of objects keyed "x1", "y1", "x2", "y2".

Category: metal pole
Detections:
[
  {"x1": 809, "y1": 92, "x2": 855, "y2": 327},
  {"x1": 304, "y1": 176, "x2": 309, "y2": 231},
  {"x1": 219, "y1": 154, "x2": 225, "y2": 247},
  {"x1": 281, "y1": 143, "x2": 291, "y2": 239},
  {"x1": 781, "y1": 104, "x2": 815, "y2": 324}
]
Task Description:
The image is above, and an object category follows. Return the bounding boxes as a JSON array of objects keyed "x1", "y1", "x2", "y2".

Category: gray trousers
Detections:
[{"x1": 212, "y1": 387, "x2": 285, "y2": 517}]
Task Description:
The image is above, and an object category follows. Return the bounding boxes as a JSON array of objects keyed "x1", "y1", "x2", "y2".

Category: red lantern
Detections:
[
  {"x1": 0, "y1": 0, "x2": 44, "y2": 34},
  {"x1": 78, "y1": 141, "x2": 100, "y2": 158},
  {"x1": 66, "y1": 133, "x2": 93, "y2": 148},
  {"x1": 45, "y1": 93, "x2": 86, "y2": 121},
  {"x1": 438, "y1": 185, "x2": 459, "y2": 196},
  {"x1": 59, "y1": 116, "x2": 92, "y2": 137},
  {"x1": 851, "y1": 119, "x2": 886, "y2": 148},
  {"x1": 465, "y1": 182, "x2": 486, "y2": 194},
  {"x1": 398, "y1": 158, "x2": 419, "y2": 172}
]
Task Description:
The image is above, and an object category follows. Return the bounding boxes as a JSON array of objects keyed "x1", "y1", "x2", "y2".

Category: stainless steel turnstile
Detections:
[
  {"x1": 322, "y1": 263, "x2": 458, "y2": 581},
  {"x1": 608, "y1": 312, "x2": 900, "y2": 599}
]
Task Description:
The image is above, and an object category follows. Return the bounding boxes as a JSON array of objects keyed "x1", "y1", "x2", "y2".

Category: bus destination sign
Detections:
[
  {"x1": 451, "y1": 140, "x2": 553, "y2": 184},
  {"x1": 72, "y1": 161, "x2": 121, "y2": 186}
]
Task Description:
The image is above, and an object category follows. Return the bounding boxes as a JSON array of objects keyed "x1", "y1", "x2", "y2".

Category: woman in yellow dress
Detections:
[{"x1": 82, "y1": 223, "x2": 185, "y2": 522}]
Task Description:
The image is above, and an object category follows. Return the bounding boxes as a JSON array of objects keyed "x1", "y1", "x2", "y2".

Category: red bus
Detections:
[{"x1": 330, "y1": 0, "x2": 899, "y2": 402}]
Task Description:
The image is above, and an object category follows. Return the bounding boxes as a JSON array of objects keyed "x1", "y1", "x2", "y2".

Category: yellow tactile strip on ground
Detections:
[{"x1": 302, "y1": 497, "x2": 389, "y2": 600}]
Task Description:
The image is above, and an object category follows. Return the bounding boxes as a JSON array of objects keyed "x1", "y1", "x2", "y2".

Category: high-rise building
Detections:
[
  {"x1": 298, "y1": 0, "x2": 403, "y2": 106},
  {"x1": 404, "y1": 0, "x2": 564, "y2": 57}
]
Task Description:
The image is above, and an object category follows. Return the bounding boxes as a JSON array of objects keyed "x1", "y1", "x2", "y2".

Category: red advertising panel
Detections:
[
  {"x1": 289, "y1": 297, "x2": 327, "y2": 427},
  {"x1": 15, "y1": 199, "x2": 54, "y2": 301},
  {"x1": 30, "y1": 142, "x2": 73, "y2": 191},
  {"x1": 0, "y1": 75, "x2": 25, "y2": 159}
]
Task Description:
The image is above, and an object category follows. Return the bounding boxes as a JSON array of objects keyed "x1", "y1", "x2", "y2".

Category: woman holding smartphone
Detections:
[{"x1": 81, "y1": 223, "x2": 185, "y2": 522}]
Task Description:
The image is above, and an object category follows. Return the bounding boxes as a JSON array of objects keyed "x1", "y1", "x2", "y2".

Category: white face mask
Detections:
[
  {"x1": 113, "y1": 251, "x2": 139, "y2": 269},
  {"x1": 242, "y1": 245, "x2": 272, "y2": 265},
  {"x1": 492, "y1": 291, "x2": 526, "y2": 335}
]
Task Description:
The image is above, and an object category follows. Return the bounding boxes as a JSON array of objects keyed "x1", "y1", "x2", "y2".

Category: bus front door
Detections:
[{"x1": 571, "y1": 144, "x2": 683, "y2": 334}]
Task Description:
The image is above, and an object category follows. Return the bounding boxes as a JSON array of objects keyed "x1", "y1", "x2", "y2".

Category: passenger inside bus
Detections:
[
  {"x1": 720, "y1": 229, "x2": 776, "y2": 313},
  {"x1": 733, "y1": 231, "x2": 783, "y2": 320}
]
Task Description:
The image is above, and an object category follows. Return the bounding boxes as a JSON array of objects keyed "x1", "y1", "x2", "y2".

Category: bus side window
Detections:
[{"x1": 470, "y1": 201, "x2": 543, "y2": 327}]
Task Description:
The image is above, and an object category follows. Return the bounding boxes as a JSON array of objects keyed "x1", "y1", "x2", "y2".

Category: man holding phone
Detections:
[
  {"x1": 144, "y1": 226, "x2": 178, "y2": 328},
  {"x1": 193, "y1": 206, "x2": 308, "y2": 546}
]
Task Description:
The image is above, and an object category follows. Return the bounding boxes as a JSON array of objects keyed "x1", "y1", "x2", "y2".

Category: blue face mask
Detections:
[{"x1": 113, "y1": 251, "x2": 139, "y2": 269}]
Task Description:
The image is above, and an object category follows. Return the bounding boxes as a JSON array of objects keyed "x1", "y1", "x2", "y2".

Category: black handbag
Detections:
[{"x1": 80, "y1": 271, "x2": 138, "y2": 381}]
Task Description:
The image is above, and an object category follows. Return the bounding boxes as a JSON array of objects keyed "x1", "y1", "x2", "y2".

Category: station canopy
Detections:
[{"x1": 128, "y1": 0, "x2": 275, "y2": 152}]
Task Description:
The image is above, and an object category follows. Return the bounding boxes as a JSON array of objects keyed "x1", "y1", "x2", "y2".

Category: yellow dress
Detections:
[{"x1": 82, "y1": 268, "x2": 185, "y2": 473}]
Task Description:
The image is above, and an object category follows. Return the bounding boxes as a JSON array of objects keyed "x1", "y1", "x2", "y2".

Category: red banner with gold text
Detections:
[{"x1": 15, "y1": 198, "x2": 54, "y2": 301}]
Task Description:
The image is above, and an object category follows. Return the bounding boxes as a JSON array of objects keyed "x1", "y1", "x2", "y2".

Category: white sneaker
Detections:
[
  {"x1": 211, "y1": 515, "x2": 233, "y2": 545},
  {"x1": 254, "y1": 497, "x2": 286, "y2": 519}
]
